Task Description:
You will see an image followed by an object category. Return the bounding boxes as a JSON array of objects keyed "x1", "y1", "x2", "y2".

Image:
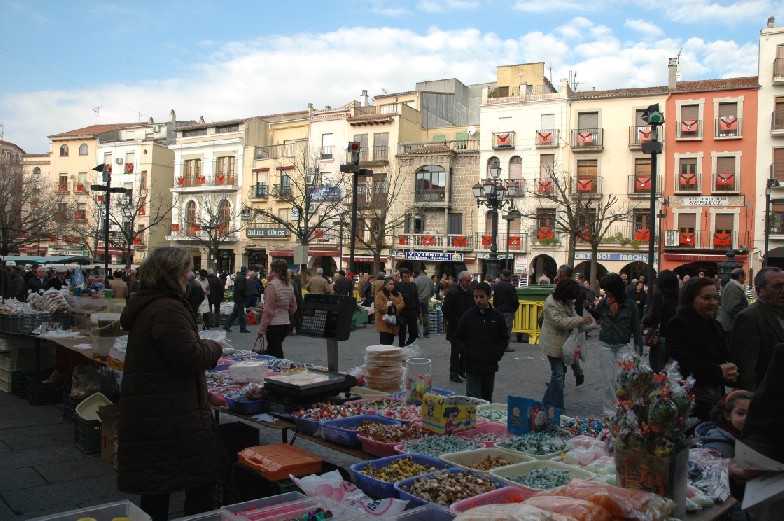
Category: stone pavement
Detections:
[{"x1": 0, "y1": 323, "x2": 607, "y2": 519}]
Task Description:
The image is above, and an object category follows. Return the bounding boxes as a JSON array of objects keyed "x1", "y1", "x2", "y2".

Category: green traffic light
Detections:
[{"x1": 648, "y1": 112, "x2": 663, "y2": 124}]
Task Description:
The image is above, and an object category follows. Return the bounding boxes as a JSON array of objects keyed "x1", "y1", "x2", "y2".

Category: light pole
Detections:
[
  {"x1": 333, "y1": 217, "x2": 344, "y2": 272},
  {"x1": 503, "y1": 206, "x2": 521, "y2": 271},
  {"x1": 91, "y1": 163, "x2": 129, "y2": 289},
  {"x1": 472, "y1": 167, "x2": 519, "y2": 281},
  {"x1": 764, "y1": 177, "x2": 782, "y2": 267}
]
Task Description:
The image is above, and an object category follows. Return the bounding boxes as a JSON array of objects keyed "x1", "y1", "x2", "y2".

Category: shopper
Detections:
[
  {"x1": 695, "y1": 390, "x2": 753, "y2": 458},
  {"x1": 223, "y1": 266, "x2": 249, "y2": 333},
  {"x1": 539, "y1": 279, "x2": 593, "y2": 412},
  {"x1": 493, "y1": 269, "x2": 520, "y2": 353},
  {"x1": 197, "y1": 269, "x2": 212, "y2": 330},
  {"x1": 595, "y1": 273, "x2": 644, "y2": 417},
  {"x1": 256, "y1": 259, "x2": 297, "y2": 359},
  {"x1": 118, "y1": 247, "x2": 226, "y2": 521},
  {"x1": 395, "y1": 268, "x2": 421, "y2": 346},
  {"x1": 442, "y1": 271, "x2": 474, "y2": 382},
  {"x1": 244, "y1": 271, "x2": 260, "y2": 308},
  {"x1": 641, "y1": 269, "x2": 679, "y2": 372},
  {"x1": 375, "y1": 277, "x2": 405, "y2": 345},
  {"x1": 453, "y1": 282, "x2": 509, "y2": 402},
  {"x1": 206, "y1": 269, "x2": 224, "y2": 328},
  {"x1": 667, "y1": 277, "x2": 738, "y2": 422}
]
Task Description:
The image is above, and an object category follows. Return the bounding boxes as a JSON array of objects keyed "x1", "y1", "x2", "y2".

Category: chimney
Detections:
[
  {"x1": 361, "y1": 90, "x2": 369, "y2": 107},
  {"x1": 307, "y1": 103, "x2": 314, "y2": 116},
  {"x1": 170, "y1": 109, "x2": 176, "y2": 123},
  {"x1": 148, "y1": 117, "x2": 154, "y2": 124},
  {"x1": 199, "y1": 115, "x2": 205, "y2": 123},
  {"x1": 668, "y1": 58, "x2": 678, "y2": 90},
  {"x1": 768, "y1": 16, "x2": 775, "y2": 28}
]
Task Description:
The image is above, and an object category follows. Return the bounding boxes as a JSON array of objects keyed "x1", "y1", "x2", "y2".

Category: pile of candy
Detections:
[
  {"x1": 477, "y1": 405, "x2": 507, "y2": 423},
  {"x1": 560, "y1": 417, "x2": 604, "y2": 437},
  {"x1": 359, "y1": 457, "x2": 441, "y2": 483},
  {"x1": 467, "y1": 455, "x2": 513, "y2": 471},
  {"x1": 506, "y1": 467, "x2": 572, "y2": 489},
  {"x1": 461, "y1": 431, "x2": 512, "y2": 445},
  {"x1": 357, "y1": 422, "x2": 425, "y2": 444},
  {"x1": 400, "y1": 470, "x2": 501, "y2": 505},
  {"x1": 291, "y1": 403, "x2": 359, "y2": 422},
  {"x1": 374, "y1": 404, "x2": 420, "y2": 422},
  {"x1": 401, "y1": 435, "x2": 482, "y2": 457},
  {"x1": 497, "y1": 432, "x2": 568, "y2": 456},
  {"x1": 612, "y1": 357, "x2": 694, "y2": 457},
  {"x1": 355, "y1": 398, "x2": 404, "y2": 413}
]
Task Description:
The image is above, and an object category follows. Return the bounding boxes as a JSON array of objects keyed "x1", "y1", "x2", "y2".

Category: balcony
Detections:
[
  {"x1": 356, "y1": 186, "x2": 389, "y2": 209},
  {"x1": 534, "y1": 179, "x2": 555, "y2": 196},
  {"x1": 772, "y1": 110, "x2": 784, "y2": 135},
  {"x1": 73, "y1": 183, "x2": 89, "y2": 194},
  {"x1": 73, "y1": 211, "x2": 87, "y2": 222},
  {"x1": 397, "y1": 233, "x2": 475, "y2": 250},
  {"x1": 398, "y1": 138, "x2": 479, "y2": 154},
  {"x1": 570, "y1": 128, "x2": 603, "y2": 151},
  {"x1": 173, "y1": 174, "x2": 237, "y2": 189},
  {"x1": 627, "y1": 174, "x2": 663, "y2": 198},
  {"x1": 664, "y1": 229, "x2": 740, "y2": 250},
  {"x1": 532, "y1": 227, "x2": 561, "y2": 246},
  {"x1": 629, "y1": 126, "x2": 654, "y2": 148},
  {"x1": 774, "y1": 58, "x2": 784, "y2": 85},
  {"x1": 248, "y1": 183, "x2": 268, "y2": 200},
  {"x1": 55, "y1": 182, "x2": 69, "y2": 194},
  {"x1": 675, "y1": 173, "x2": 701, "y2": 194},
  {"x1": 535, "y1": 129, "x2": 559, "y2": 148},
  {"x1": 772, "y1": 163, "x2": 784, "y2": 183},
  {"x1": 319, "y1": 146, "x2": 333, "y2": 160},
  {"x1": 492, "y1": 132, "x2": 515, "y2": 149},
  {"x1": 372, "y1": 145, "x2": 389, "y2": 161},
  {"x1": 715, "y1": 117, "x2": 742, "y2": 139},
  {"x1": 599, "y1": 224, "x2": 659, "y2": 246},
  {"x1": 676, "y1": 120, "x2": 703, "y2": 140},
  {"x1": 570, "y1": 176, "x2": 603, "y2": 196},
  {"x1": 711, "y1": 172, "x2": 740, "y2": 194},
  {"x1": 474, "y1": 232, "x2": 529, "y2": 252},
  {"x1": 253, "y1": 141, "x2": 307, "y2": 160},
  {"x1": 271, "y1": 184, "x2": 292, "y2": 199}
]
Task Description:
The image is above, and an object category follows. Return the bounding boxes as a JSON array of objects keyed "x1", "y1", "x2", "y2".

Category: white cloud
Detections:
[
  {"x1": 633, "y1": 0, "x2": 773, "y2": 25},
  {"x1": 371, "y1": 0, "x2": 410, "y2": 17},
  {"x1": 624, "y1": 18, "x2": 665, "y2": 39},
  {"x1": 513, "y1": 0, "x2": 589, "y2": 13},
  {"x1": 418, "y1": 0, "x2": 479, "y2": 12}
]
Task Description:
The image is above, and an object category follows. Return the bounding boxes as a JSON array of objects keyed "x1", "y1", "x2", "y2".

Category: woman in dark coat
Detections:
[
  {"x1": 641, "y1": 270, "x2": 679, "y2": 372},
  {"x1": 666, "y1": 277, "x2": 739, "y2": 422},
  {"x1": 118, "y1": 247, "x2": 226, "y2": 521}
]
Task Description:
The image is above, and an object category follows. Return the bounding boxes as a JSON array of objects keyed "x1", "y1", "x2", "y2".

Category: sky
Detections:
[{"x1": 0, "y1": 0, "x2": 778, "y2": 153}]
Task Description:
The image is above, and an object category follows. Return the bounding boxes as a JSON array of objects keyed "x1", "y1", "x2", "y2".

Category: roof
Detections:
[
  {"x1": 573, "y1": 76, "x2": 759, "y2": 100},
  {"x1": 573, "y1": 85, "x2": 670, "y2": 100},
  {"x1": 0, "y1": 139, "x2": 25, "y2": 154},
  {"x1": 48, "y1": 123, "x2": 140, "y2": 140},
  {"x1": 177, "y1": 118, "x2": 246, "y2": 131}
]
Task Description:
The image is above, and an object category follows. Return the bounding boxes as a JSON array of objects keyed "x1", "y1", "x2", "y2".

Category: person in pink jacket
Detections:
[{"x1": 256, "y1": 259, "x2": 297, "y2": 359}]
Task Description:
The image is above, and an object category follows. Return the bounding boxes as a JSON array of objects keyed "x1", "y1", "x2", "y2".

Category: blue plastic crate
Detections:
[
  {"x1": 321, "y1": 415, "x2": 401, "y2": 447},
  {"x1": 394, "y1": 469, "x2": 506, "y2": 510},
  {"x1": 292, "y1": 415, "x2": 322, "y2": 435},
  {"x1": 393, "y1": 504, "x2": 455, "y2": 520},
  {"x1": 225, "y1": 396, "x2": 264, "y2": 415},
  {"x1": 349, "y1": 454, "x2": 452, "y2": 500}
]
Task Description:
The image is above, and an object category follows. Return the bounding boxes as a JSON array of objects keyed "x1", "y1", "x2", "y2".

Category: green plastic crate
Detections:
[{"x1": 74, "y1": 415, "x2": 102, "y2": 454}]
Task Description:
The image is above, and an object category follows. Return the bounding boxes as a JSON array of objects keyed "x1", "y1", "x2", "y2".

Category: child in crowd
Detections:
[{"x1": 695, "y1": 390, "x2": 753, "y2": 458}]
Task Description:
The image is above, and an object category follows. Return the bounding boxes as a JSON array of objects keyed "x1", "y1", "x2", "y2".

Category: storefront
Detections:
[
  {"x1": 573, "y1": 252, "x2": 652, "y2": 283},
  {"x1": 663, "y1": 252, "x2": 748, "y2": 279},
  {"x1": 395, "y1": 251, "x2": 467, "y2": 279}
]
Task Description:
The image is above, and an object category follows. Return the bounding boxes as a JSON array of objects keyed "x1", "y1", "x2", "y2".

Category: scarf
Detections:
[{"x1": 606, "y1": 295, "x2": 619, "y2": 318}]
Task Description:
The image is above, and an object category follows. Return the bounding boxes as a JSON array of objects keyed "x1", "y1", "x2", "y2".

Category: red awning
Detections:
[
  {"x1": 664, "y1": 253, "x2": 748, "y2": 262},
  {"x1": 310, "y1": 249, "x2": 340, "y2": 257},
  {"x1": 342, "y1": 255, "x2": 378, "y2": 263},
  {"x1": 269, "y1": 250, "x2": 294, "y2": 257}
]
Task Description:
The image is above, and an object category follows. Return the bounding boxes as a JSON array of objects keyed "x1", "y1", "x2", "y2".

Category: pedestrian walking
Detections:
[{"x1": 223, "y1": 266, "x2": 249, "y2": 333}]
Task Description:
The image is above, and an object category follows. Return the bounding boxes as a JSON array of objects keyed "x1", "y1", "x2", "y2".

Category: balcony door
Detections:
[
  {"x1": 677, "y1": 213, "x2": 697, "y2": 246},
  {"x1": 714, "y1": 214, "x2": 734, "y2": 249}
]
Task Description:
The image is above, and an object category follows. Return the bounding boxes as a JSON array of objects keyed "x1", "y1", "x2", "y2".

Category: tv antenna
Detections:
[{"x1": 92, "y1": 106, "x2": 101, "y2": 116}]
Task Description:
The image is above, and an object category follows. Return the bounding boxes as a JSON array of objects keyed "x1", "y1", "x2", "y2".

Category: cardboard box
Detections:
[
  {"x1": 420, "y1": 392, "x2": 477, "y2": 434},
  {"x1": 615, "y1": 448, "x2": 688, "y2": 519},
  {"x1": 96, "y1": 403, "x2": 119, "y2": 466},
  {"x1": 507, "y1": 396, "x2": 560, "y2": 435}
]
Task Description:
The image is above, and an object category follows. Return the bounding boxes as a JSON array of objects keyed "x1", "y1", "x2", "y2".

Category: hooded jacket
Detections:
[
  {"x1": 117, "y1": 288, "x2": 226, "y2": 495},
  {"x1": 694, "y1": 421, "x2": 737, "y2": 458}
]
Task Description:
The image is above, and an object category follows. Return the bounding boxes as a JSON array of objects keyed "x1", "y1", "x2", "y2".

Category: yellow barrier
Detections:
[{"x1": 512, "y1": 300, "x2": 544, "y2": 345}]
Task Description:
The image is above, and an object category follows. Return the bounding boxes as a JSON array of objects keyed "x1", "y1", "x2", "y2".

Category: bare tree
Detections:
[
  {"x1": 351, "y1": 160, "x2": 411, "y2": 274},
  {"x1": 176, "y1": 193, "x2": 246, "y2": 270},
  {"x1": 0, "y1": 157, "x2": 63, "y2": 256},
  {"x1": 573, "y1": 195, "x2": 632, "y2": 286}
]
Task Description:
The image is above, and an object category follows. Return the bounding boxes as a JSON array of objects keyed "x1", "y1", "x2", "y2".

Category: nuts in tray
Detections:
[
  {"x1": 358, "y1": 422, "x2": 425, "y2": 443},
  {"x1": 506, "y1": 467, "x2": 572, "y2": 489},
  {"x1": 467, "y1": 455, "x2": 512, "y2": 471},
  {"x1": 496, "y1": 431, "x2": 568, "y2": 455},
  {"x1": 400, "y1": 470, "x2": 501, "y2": 505},
  {"x1": 291, "y1": 403, "x2": 359, "y2": 421},
  {"x1": 358, "y1": 398, "x2": 404, "y2": 412},
  {"x1": 360, "y1": 457, "x2": 440, "y2": 482}
]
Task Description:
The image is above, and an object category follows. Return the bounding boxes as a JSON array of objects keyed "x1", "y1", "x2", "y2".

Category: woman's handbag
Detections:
[
  {"x1": 643, "y1": 326, "x2": 660, "y2": 347},
  {"x1": 382, "y1": 313, "x2": 397, "y2": 325},
  {"x1": 252, "y1": 334, "x2": 266, "y2": 353}
]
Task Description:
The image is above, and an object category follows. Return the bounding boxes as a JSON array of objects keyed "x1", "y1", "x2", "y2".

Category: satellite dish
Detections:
[{"x1": 467, "y1": 126, "x2": 477, "y2": 135}]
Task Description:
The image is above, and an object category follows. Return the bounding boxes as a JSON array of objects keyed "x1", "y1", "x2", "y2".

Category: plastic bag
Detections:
[
  {"x1": 454, "y1": 503, "x2": 572, "y2": 520},
  {"x1": 382, "y1": 313, "x2": 396, "y2": 325},
  {"x1": 290, "y1": 470, "x2": 408, "y2": 518},
  {"x1": 562, "y1": 328, "x2": 585, "y2": 366}
]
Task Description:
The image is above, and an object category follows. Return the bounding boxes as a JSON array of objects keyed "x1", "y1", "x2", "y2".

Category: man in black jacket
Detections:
[
  {"x1": 223, "y1": 266, "x2": 250, "y2": 333},
  {"x1": 493, "y1": 269, "x2": 520, "y2": 352},
  {"x1": 333, "y1": 270, "x2": 353, "y2": 296},
  {"x1": 395, "y1": 268, "x2": 421, "y2": 346},
  {"x1": 206, "y1": 269, "x2": 224, "y2": 327},
  {"x1": 442, "y1": 271, "x2": 474, "y2": 382}
]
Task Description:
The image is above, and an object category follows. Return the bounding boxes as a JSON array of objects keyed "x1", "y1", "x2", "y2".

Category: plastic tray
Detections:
[
  {"x1": 439, "y1": 447, "x2": 534, "y2": 473},
  {"x1": 454, "y1": 422, "x2": 513, "y2": 448},
  {"x1": 349, "y1": 454, "x2": 452, "y2": 500},
  {"x1": 222, "y1": 492, "x2": 306, "y2": 518},
  {"x1": 358, "y1": 430, "x2": 424, "y2": 458},
  {"x1": 393, "y1": 504, "x2": 455, "y2": 520},
  {"x1": 171, "y1": 509, "x2": 235, "y2": 521},
  {"x1": 449, "y1": 485, "x2": 536, "y2": 513},
  {"x1": 321, "y1": 414, "x2": 401, "y2": 447},
  {"x1": 231, "y1": 496, "x2": 359, "y2": 521},
  {"x1": 226, "y1": 396, "x2": 264, "y2": 415},
  {"x1": 292, "y1": 414, "x2": 323, "y2": 435},
  {"x1": 208, "y1": 385, "x2": 242, "y2": 407},
  {"x1": 75, "y1": 391, "x2": 113, "y2": 421},
  {"x1": 489, "y1": 460, "x2": 596, "y2": 490},
  {"x1": 27, "y1": 499, "x2": 150, "y2": 521},
  {"x1": 395, "y1": 468, "x2": 506, "y2": 509},
  {"x1": 237, "y1": 443, "x2": 323, "y2": 481}
]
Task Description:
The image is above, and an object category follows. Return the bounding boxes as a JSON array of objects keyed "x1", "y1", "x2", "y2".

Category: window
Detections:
[
  {"x1": 186, "y1": 201, "x2": 197, "y2": 234},
  {"x1": 218, "y1": 200, "x2": 231, "y2": 235},
  {"x1": 774, "y1": 148, "x2": 784, "y2": 182},
  {"x1": 634, "y1": 158, "x2": 652, "y2": 193},
  {"x1": 278, "y1": 208, "x2": 290, "y2": 223},
  {"x1": 509, "y1": 156, "x2": 522, "y2": 179},
  {"x1": 448, "y1": 213, "x2": 463, "y2": 235},
  {"x1": 484, "y1": 212, "x2": 493, "y2": 234},
  {"x1": 33, "y1": 167, "x2": 41, "y2": 175},
  {"x1": 633, "y1": 210, "x2": 651, "y2": 230},
  {"x1": 415, "y1": 165, "x2": 446, "y2": 202},
  {"x1": 215, "y1": 156, "x2": 236, "y2": 182},
  {"x1": 486, "y1": 156, "x2": 500, "y2": 177},
  {"x1": 715, "y1": 156, "x2": 737, "y2": 191},
  {"x1": 717, "y1": 102, "x2": 739, "y2": 137},
  {"x1": 677, "y1": 213, "x2": 697, "y2": 246},
  {"x1": 125, "y1": 151, "x2": 135, "y2": 173},
  {"x1": 774, "y1": 97, "x2": 784, "y2": 131},
  {"x1": 537, "y1": 154, "x2": 554, "y2": 193},
  {"x1": 140, "y1": 170, "x2": 147, "y2": 189},
  {"x1": 413, "y1": 215, "x2": 424, "y2": 234},
  {"x1": 679, "y1": 105, "x2": 700, "y2": 138},
  {"x1": 184, "y1": 159, "x2": 201, "y2": 183},
  {"x1": 79, "y1": 143, "x2": 88, "y2": 156},
  {"x1": 373, "y1": 132, "x2": 389, "y2": 160},
  {"x1": 714, "y1": 214, "x2": 734, "y2": 248},
  {"x1": 215, "y1": 124, "x2": 239, "y2": 134},
  {"x1": 576, "y1": 159, "x2": 597, "y2": 193},
  {"x1": 183, "y1": 128, "x2": 207, "y2": 137},
  {"x1": 75, "y1": 203, "x2": 87, "y2": 221},
  {"x1": 75, "y1": 172, "x2": 87, "y2": 192},
  {"x1": 321, "y1": 133, "x2": 333, "y2": 159},
  {"x1": 541, "y1": 114, "x2": 555, "y2": 129},
  {"x1": 353, "y1": 133, "x2": 369, "y2": 161},
  {"x1": 59, "y1": 144, "x2": 69, "y2": 157},
  {"x1": 536, "y1": 210, "x2": 556, "y2": 239},
  {"x1": 577, "y1": 112, "x2": 598, "y2": 130},
  {"x1": 280, "y1": 174, "x2": 291, "y2": 196},
  {"x1": 58, "y1": 174, "x2": 68, "y2": 192},
  {"x1": 678, "y1": 157, "x2": 698, "y2": 191}
]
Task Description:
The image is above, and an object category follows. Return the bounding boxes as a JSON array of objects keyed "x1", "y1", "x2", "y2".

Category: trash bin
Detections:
[{"x1": 512, "y1": 285, "x2": 553, "y2": 344}]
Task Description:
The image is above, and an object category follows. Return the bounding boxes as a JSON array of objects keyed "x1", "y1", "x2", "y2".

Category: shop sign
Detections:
[
  {"x1": 673, "y1": 195, "x2": 744, "y2": 207},
  {"x1": 574, "y1": 252, "x2": 650, "y2": 262},
  {"x1": 403, "y1": 251, "x2": 464, "y2": 262},
  {"x1": 514, "y1": 255, "x2": 527, "y2": 273},
  {"x1": 476, "y1": 253, "x2": 514, "y2": 260},
  {"x1": 246, "y1": 227, "x2": 289, "y2": 238},
  {"x1": 51, "y1": 249, "x2": 87, "y2": 256}
]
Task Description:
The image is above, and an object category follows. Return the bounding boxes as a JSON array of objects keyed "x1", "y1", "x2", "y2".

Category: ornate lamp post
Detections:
[{"x1": 473, "y1": 167, "x2": 519, "y2": 281}]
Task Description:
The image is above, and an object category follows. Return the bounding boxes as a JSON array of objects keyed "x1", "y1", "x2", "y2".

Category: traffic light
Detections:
[
  {"x1": 348, "y1": 142, "x2": 361, "y2": 166},
  {"x1": 641, "y1": 104, "x2": 665, "y2": 125}
]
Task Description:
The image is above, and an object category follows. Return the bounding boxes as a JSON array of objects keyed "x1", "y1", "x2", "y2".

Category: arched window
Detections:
[
  {"x1": 218, "y1": 199, "x2": 231, "y2": 235},
  {"x1": 59, "y1": 144, "x2": 69, "y2": 157},
  {"x1": 486, "y1": 156, "x2": 500, "y2": 177},
  {"x1": 186, "y1": 201, "x2": 197, "y2": 235},
  {"x1": 79, "y1": 144, "x2": 88, "y2": 156},
  {"x1": 508, "y1": 156, "x2": 522, "y2": 179},
  {"x1": 32, "y1": 167, "x2": 41, "y2": 175},
  {"x1": 414, "y1": 165, "x2": 445, "y2": 203}
]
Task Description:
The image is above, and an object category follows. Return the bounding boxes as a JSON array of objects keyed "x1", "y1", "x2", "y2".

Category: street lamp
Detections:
[
  {"x1": 473, "y1": 166, "x2": 518, "y2": 281},
  {"x1": 333, "y1": 217, "x2": 344, "y2": 272},
  {"x1": 91, "y1": 163, "x2": 130, "y2": 290},
  {"x1": 764, "y1": 177, "x2": 783, "y2": 267},
  {"x1": 503, "y1": 206, "x2": 521, "y2": 270}
]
